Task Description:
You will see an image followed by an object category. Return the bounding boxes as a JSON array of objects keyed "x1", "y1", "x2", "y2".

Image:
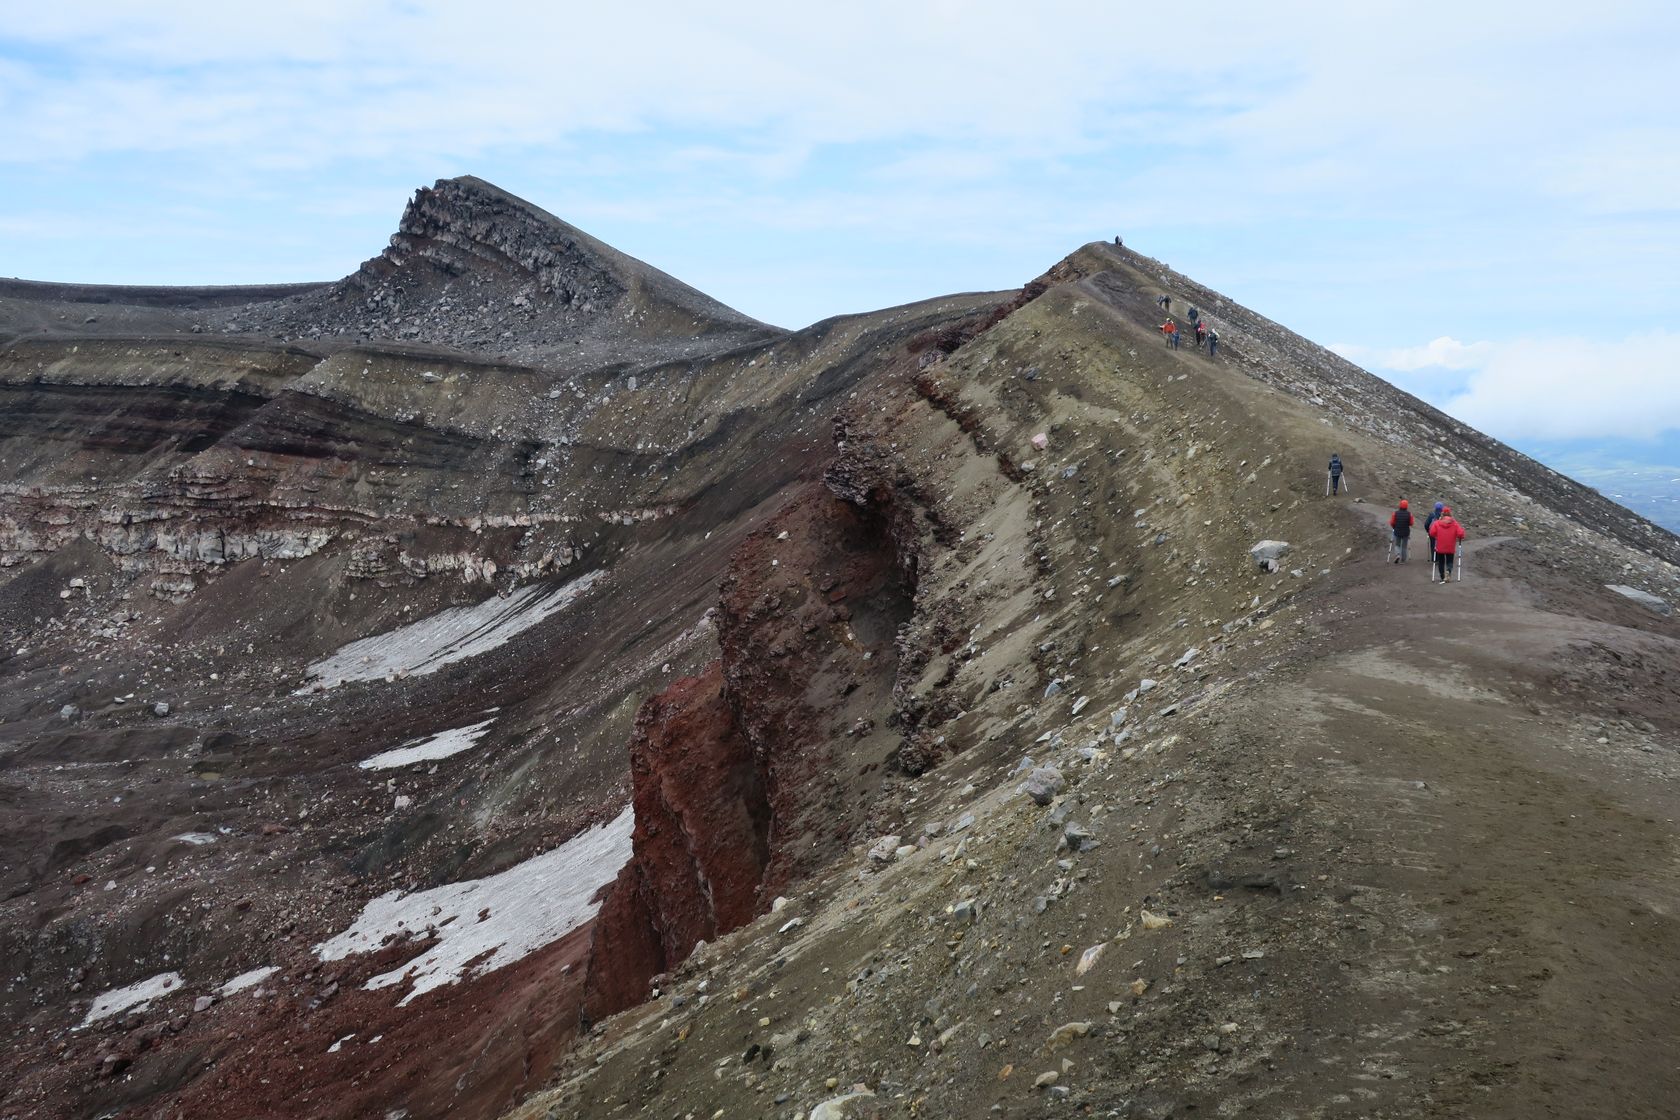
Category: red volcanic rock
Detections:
[
  {"x1": 715, "y1": 488, "x2": 915, "y2": 895},
  {"x1": 586, "y1": 483, "x2": 917, "y2": 1018},
  {"x1": 584, "y1": 663, "x2": 767, "y2": 1019}
]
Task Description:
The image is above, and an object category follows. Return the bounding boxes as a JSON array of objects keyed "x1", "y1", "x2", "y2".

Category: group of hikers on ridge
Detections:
[
  {"x1": 1328, "y1": 454, "x2": 1467, "y2": 583},
  {"x1": 1394, "y1": 499, "x2": 1466, "y2": 584},
  {"x1": 1157, "y1": 294, "x2": 1218, "y2": 356}
]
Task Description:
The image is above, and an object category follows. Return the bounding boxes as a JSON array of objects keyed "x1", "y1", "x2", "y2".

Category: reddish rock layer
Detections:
[
  {"x1": 585, "y1": 483, "x2": 918, "y2": 1017},
  {"x1": 584, "y1": 663, "x2": 767, "y2": 1018}
]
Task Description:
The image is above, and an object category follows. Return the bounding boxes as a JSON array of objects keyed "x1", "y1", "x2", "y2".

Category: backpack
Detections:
[{"x1": 1394, "y1": 509, "x2": 1413, "y2": 531}]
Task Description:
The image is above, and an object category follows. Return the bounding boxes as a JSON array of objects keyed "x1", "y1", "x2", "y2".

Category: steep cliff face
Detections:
[
  {"x1": 584, "y1": 480, "x2": 923, "y2": 1018},
  {"x1": 581, "y1": 664, "x2": 765, "y2": 1017}
]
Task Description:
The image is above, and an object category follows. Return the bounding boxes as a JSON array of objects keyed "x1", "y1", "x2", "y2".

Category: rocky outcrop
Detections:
[
  {"x1": 216, "y1": 176, "x2": 782, "y2": 364},
  {"x1": 584, "y1": 480, "x2": 925, "y2": 1017},
  {"x1": 582, "y1": 664, "x2": 767, "y2": 1017}
]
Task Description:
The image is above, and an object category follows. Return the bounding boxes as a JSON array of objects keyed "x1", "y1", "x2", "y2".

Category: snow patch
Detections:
[
  {"x1": 80, "y1": 972, "x2": 183, "y2": 1027},
  {"x1": 172, "y1": 831, "x2": 219, "y2": 846},
  {"x1": 359, "y1": 718, "x2": 496, "y2": 771},
  {"x1": 315, "y1": 806, "x2": 633, "y2": 1005},
  {"x1": 306, "y1": 571, "x2": 603, "y2": 687},
  {"x1": 219, "y1": 965, "x2": 278, "y2": 996}
]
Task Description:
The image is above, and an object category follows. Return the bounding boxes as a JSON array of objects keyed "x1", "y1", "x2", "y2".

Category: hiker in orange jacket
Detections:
[
  {"x1": 1160, "y1": 319, "x2": 1179, "y2": 349},
  {"x1": 1428, "y1": 506, "x2": 1466, "y2": 584}
]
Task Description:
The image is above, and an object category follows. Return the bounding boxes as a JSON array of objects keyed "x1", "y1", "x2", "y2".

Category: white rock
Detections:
[
  {"x1": 1606, "y1": 584, "x2": 1671, "y2": 615},
  {"x1": 810, "y1": 1089, "x2": 877, "y2": 1120}
]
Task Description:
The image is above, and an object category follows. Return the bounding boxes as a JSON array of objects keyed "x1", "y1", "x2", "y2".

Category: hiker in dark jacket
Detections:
[
  {"x1": 1389, "y1": 499, "x2": 1414, "y2": 562},
  {"x1": 1327, "y1": 454, "x2": 1344, "y2": 495},
  {"x1": 1424, "y1": 501, "x2": 1444, "y2": 566},
  {"x1": 1207, "y1": 328, "x2": 1219, "y2": 357}
]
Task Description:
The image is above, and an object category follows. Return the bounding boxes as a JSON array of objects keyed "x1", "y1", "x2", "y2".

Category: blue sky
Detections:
[{"x1": 2, "y1": 1, "x2": 1678, "y2": 513}]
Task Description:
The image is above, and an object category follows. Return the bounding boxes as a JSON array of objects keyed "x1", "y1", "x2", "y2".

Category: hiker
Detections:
[
  {"x1": 1389, "y1": 499, "x2": 1413, "y2": 563},
  {"x1": 1114, "y1": 234, "x2": 1123, "y2": 246},
  {"x1": 1424, "y1": 501, "x2": 1444, "y2": 567},
  {"x1": 1207, "y1": 328, "x2": 1219, "y2": 357},
  {"x1": 1160, "y1": 318, "x2": 1179, "y2": 348},
  {"x1": 1327, "y1": 453, "x2": 1344, "y2": 495},
  {"x1": 1429, "y1": 505, "x2": 1466, "y2": 584},
  {"x1": 1187, "y1": 306, "x2": 1199, "y2": 325},
  {"x1": 1158, "y1": 294, "x2": 1171, "y2": 313},
  {"x1": 1194, "y1": 321, "x2": 1207, "y2": 349}
]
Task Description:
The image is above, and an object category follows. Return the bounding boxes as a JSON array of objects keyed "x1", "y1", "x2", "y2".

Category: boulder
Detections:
[
  {"x1": 1020, "y1": 766, "x2": 1064, "y2": 806},
  {"x1": 1606, "y1": 584, "x2": 1672, "y2": 616},
  {"x1": 1063, "y1": 821, "x2": 1099, "y2": 852},
  {"x1": 1249, "y1": 540, "x2": 1290, "y2": 569}
]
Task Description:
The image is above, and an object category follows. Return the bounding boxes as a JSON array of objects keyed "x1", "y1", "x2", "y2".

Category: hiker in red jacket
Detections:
[
  {"x1": 1428, "y1": 505, "x2": 1466, "y2": 584},
  {"x1": 1389, "y1": 498, "x2": 1413, "y2": 563}
]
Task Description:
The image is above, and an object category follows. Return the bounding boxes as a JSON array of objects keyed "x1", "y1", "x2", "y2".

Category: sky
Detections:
[{"x1": 2, "y1": 1, "x2": 1677, "y2": 520}]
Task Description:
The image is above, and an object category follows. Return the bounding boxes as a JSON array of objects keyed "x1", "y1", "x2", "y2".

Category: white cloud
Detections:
[
  {"x1": 1446, "y1": 333, "x2": 1680, "y2": 441},
  {"x1": 3, "y1": 0, "x2": 1670, "y2": 190},
  {"x1": 1356, "y1": 332, "x2": 1680, "y2": 442}
]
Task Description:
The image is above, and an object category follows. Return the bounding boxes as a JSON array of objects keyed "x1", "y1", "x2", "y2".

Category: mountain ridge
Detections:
[{"x1": 1, "y1": 179, "x2": 1677, "y2": 1120}]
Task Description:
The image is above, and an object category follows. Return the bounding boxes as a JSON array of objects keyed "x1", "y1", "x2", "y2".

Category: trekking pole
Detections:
[
  {"x1": 1325, "y1": 472, "x2": 1331, "y2": 497},
  {"x1": 1457, "y1": 547, "x2": 1464, "y2": 581}
]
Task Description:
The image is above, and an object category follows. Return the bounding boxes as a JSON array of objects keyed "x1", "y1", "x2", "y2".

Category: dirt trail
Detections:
[{"x1": 1268, "y1": 526, "x2": 1680, "y2": 1117}]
